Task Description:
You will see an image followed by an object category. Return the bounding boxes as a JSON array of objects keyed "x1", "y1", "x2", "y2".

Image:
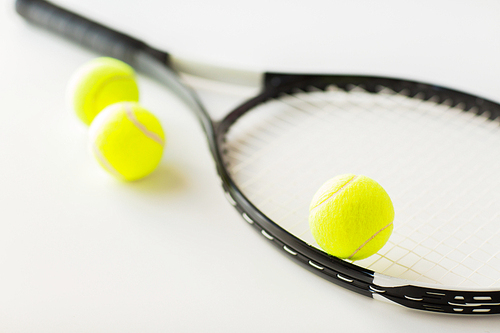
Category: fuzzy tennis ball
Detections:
[
  {"x1": 89, "y1": 102, "x2": 165, "y2": 181},
  {"x1": 309, "y1": 174, "x2": 394, "y2": 261},
  {"x1": 67, "y1": 57, "x2": 139, "y2": 125}
]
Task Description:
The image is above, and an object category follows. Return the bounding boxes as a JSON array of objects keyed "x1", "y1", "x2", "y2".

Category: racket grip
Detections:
[{"x1": 15, "y1": 0, "x2": 168, "y2": 65}]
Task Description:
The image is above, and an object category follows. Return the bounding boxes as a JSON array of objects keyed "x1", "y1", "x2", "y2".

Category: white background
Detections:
[{"x1": 2, "y1": 0, "x2": 500, "y2": 331}]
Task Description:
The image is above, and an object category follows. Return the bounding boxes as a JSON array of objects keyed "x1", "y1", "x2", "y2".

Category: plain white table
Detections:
[{"x1": 2, "y1": 0, "x2": 500, "y2": 331}]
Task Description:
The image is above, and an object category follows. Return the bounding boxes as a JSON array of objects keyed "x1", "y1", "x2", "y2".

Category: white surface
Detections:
[{"x1": 2, "y1": 0, "x2": 500, "y2": 331}]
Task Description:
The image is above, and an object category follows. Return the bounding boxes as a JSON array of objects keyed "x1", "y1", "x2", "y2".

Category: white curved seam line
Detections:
[
  {"x1": 92, "y1": 143, "x2": 123, "y2": 179},
  {"x1": 347, "y1": 221, "x2": 393, "y2": 260},
  {"x1": 124, "y1": 103, "x2": 164, "y2": 146},
  {"x1": 310, "y1": 175, "x2": 358, "y2": 213}
]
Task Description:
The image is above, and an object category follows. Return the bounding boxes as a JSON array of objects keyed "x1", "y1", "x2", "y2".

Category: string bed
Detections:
[{"x1": 223, "y1": 84, "x2": 500, "y2": 288}]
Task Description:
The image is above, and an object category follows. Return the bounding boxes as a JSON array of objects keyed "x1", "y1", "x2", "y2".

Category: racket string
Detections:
[{"x1": 223, "y1": 84, "x2": 500, "y2": 287}]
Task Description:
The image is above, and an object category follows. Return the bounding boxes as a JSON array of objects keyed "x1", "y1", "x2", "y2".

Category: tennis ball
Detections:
[
  {"x1": 309, "y1": 174, "x2": 394, "y2": 261},
  {"x1": 68, "y1": 57, "x2": 139, "y2": 125},
  {"x1": 89, "y1": 102, "x2": 165, "y2": 181}
]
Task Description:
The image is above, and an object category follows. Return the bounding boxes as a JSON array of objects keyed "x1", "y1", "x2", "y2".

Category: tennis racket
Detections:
[{"x1": 16, "y1": 0, "x2": 500, "y2": 315}]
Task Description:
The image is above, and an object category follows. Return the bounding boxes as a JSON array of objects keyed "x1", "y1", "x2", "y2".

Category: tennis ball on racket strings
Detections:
[
  {"x1": 67, "y1": 57, "x2": 139, "y2": 125},
  {"x1": 89, "y1": 102, "x2": 165, "y2": 181},
  {"x1": 309, "y1": 174, "x2": 394, "y2": 261}
]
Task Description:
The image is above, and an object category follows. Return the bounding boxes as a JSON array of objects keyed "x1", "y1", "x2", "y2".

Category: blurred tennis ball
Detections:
[
  {"x1": 89, "y1": 102, "x2": 165, "y2": 181},
  {"x1": 67, "y1": 57, "x2": 139, "y2": 125},
  {"x1": 309, "y1": 174, "x2": 394, "y2": 261}
]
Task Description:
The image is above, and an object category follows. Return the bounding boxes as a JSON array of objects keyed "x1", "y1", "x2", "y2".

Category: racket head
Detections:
[{"x1": 215, "y1": 73, "x2": 500, "y2": 314}]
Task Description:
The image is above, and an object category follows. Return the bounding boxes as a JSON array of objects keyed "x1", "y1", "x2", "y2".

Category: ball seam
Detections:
[
  {"x1": 347, "y1": 221, "x2": 393, "y2": 260},
  {"x1": 310, "y1": 175, "x2": 358, "y2": 212},
  {"x1": 124, "y1": 103, "x2": 164, "y2": 146},
  {"x1": 91, "y1": 140, "x2": 125, "y2": 180}
]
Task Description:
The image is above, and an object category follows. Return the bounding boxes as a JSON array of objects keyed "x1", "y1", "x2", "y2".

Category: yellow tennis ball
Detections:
[
  {"x1": 309, "y1": 174, "x2": 394, "y2": 261},
  {"x1": 68, "y1": 57, "x2": 140, "y2": 125},
  {"x1": 89, "y1": 102, "x2": 165, "y2": 181}
]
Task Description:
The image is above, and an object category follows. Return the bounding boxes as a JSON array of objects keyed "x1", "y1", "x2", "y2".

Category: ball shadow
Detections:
[{"x1": 127, "y1": 163, "x2": 188, "y2": 195}]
